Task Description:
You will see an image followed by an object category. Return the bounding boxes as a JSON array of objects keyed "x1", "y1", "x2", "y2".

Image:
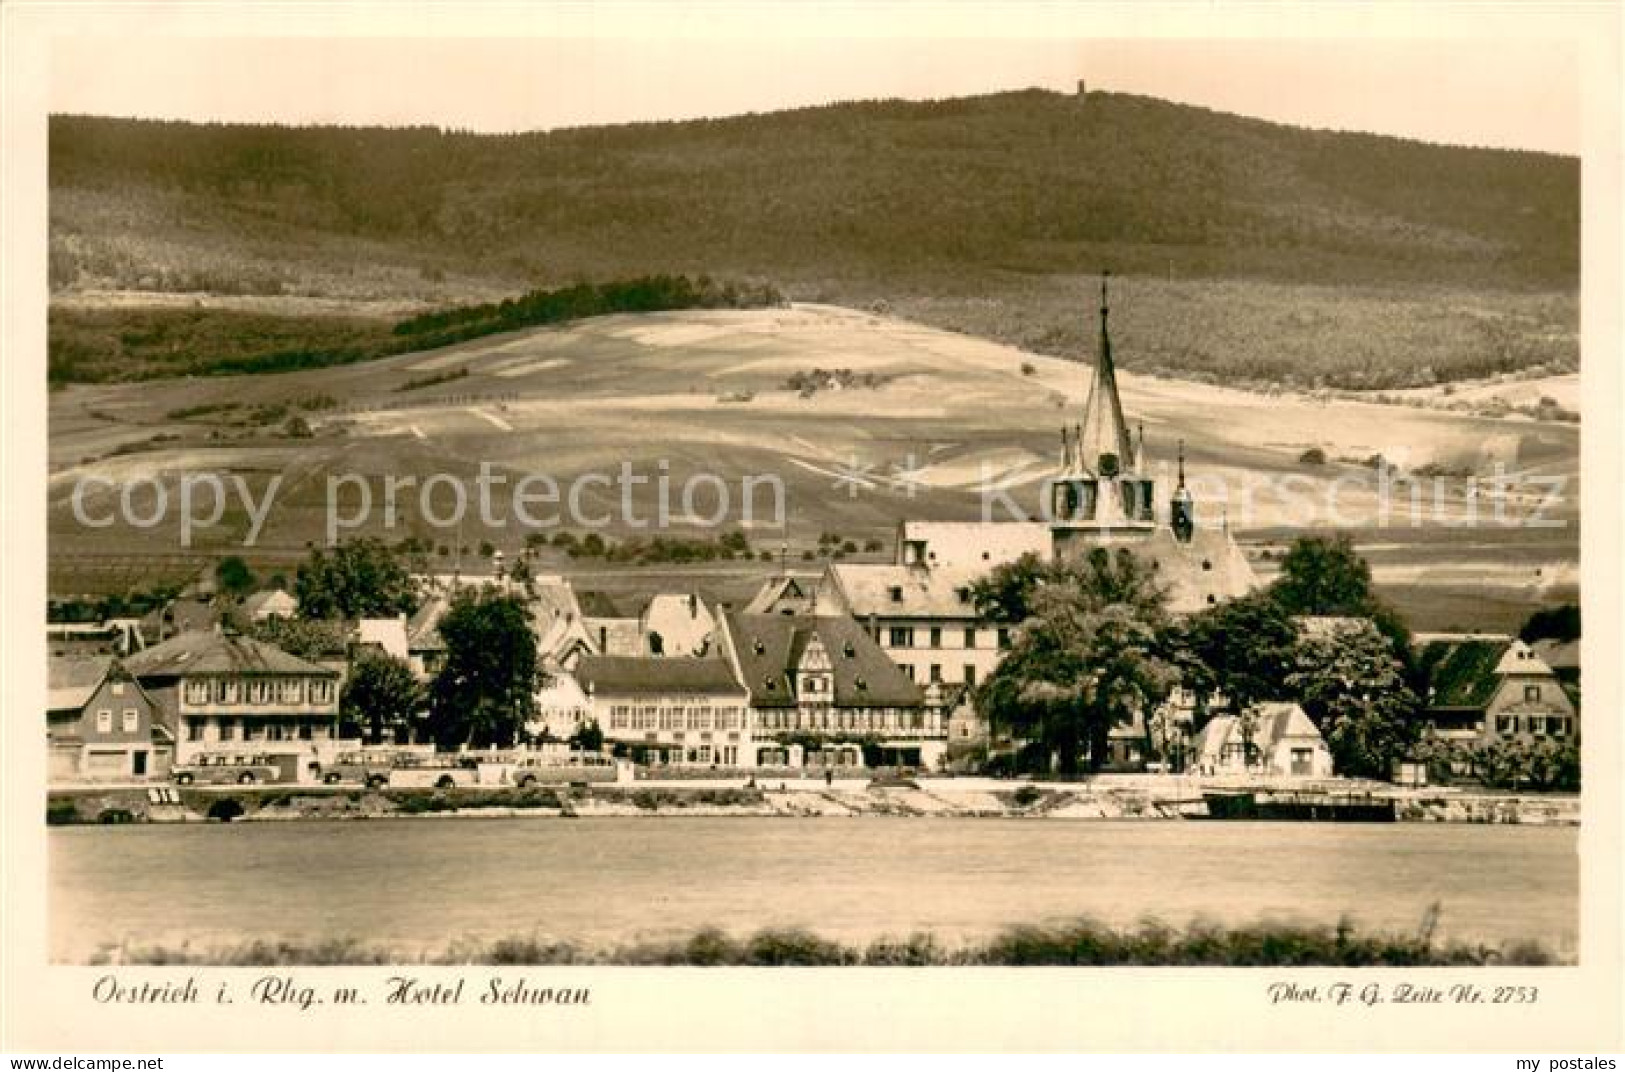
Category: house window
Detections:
[
  {"x1": 121, "y1": 709, "x2": 139, "y2": 733},
  {"x1": 266, "y1": 724, "x2": 286, "y2": 742},
  {"x1": 964, "y1": 665, "x2": 977, "y2": 686},
  {"x1": 213, "y1": 680, "x2": 238, "y2": 705},
  {"x1": 1497, "y1": 715, "x2": 1517, "y2": 735},
  {"x1": 901, "y1": 665, "x2": 914, "y2": 681},
  {"x1": 929, "y1": 664, "x2": 942, "y2": 683},
  {"x1": 930, "y1": 627, "x2": 942, "y2": 648},
  {"x1": 218, "y1": 719, "x2": 235, "y2": 741},
  {"x1": 279, "y1": 679, "x2": 304, "y2": 704},
  {"x1": 186, "y1": 719, "x2": 205, "y2": 742},
  {"x1": 997, "y1": 628, "x2": 1011, "y2": 651},
  {"x1": 309, "y1": 680, "x2": 334, "y2": 704},
  {"x1": 248, "y1": 680, "x2": 272, "y2": 705},
  {"x1": 888, "y1": 627, "x2": 914, "y2": 648},
  {"x1": 95, "y1": 710, "x2": 112, "y2": 733},
  {"x1": 964, "y1": 628, "x2": 977, "y2": 649},
  {"x1": 242, "y1": 719, "x2": 261, "y2": 741},
  {"x1": 298, "y1": 723, "x2": 314, "y2": 741},
  {"x1": 888, "y1": 586, "x2": 903, "y2": 603},
  {"x1": 185, "y1": 680, "x2": 210, "y2": 704},
  {"x1": 111, "y1": 682, "x2": 126, "y2": 697},
  {"x1": 1524, "y1": 684, "x2": 1541, "y2": 703}
]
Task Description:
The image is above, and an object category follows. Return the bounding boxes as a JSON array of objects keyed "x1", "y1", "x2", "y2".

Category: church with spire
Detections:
[{"x1": 1040, "y1": 272, "x2": 1252, "y2": 611}]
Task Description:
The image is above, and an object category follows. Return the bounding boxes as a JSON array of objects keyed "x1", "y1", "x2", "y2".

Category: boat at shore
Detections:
[{"x1": 1197, "y1": 790, "x2": 1397, "y2": 823}]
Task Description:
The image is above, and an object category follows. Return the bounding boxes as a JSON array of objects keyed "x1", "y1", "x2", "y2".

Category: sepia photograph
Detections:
[{"x1": 3, "y1": 0, "x2": 1622, "y2": 1056}]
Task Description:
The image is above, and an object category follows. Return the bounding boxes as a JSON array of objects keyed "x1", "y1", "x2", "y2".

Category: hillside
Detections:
[
  {"x1": 48, "y1": 90, "x2": 1579, "y2": 389},
  {"x1": 48, "y1": 305, "x2": 1578, "y2": 631}
]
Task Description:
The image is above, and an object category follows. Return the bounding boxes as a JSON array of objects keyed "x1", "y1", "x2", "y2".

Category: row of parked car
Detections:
[{"x1": 170, "y1": 749, "x2": 618, "y2": 788}]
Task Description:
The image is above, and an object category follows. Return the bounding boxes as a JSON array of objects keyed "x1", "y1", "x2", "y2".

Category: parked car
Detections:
[
  {"x1": 318, "y1": 750, "x2": 399, "y2": 788},
  {"x1": 172, "y1": 753, "x2": 283, "y2": 786}
]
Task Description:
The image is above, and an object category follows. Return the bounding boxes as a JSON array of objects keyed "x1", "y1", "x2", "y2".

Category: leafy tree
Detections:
[
  {"x1": 1519, "y1": 603, "x2": 1580, "y2": 644},
  {"x1": 294, "y1": 538, "x2": 419, "y2": 620},
  {"x1": 214, "y1": 555, "x2": 256, "y2": 599},
  {"x1": 1286, "y1": 626, "x2": 1419, "y2": 779},
  {"x1": 570, "y1": 720, "x2": 606, "y2": 753},
  {"x1": 427, "y1": 588, "x2": 539, "y2": 749},
  {"x1": 342, "y1": 650, "x2": 423, "y2": 745},
  {"x1": 1270, "y1": 533, "x2": 1373, "y2": 617},
  {"x1": 1174, "y1": 591, "x2": 1300, "y2": 717},
  {"x1": 976, "y1": 549, "x2": 1176, "y2": 773}
]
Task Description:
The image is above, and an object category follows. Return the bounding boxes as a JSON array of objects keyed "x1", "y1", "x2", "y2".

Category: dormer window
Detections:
[
  {"x1": 855, "y1": 676, "x2": 868, "y2": 691},
  {"x1": 842, "y1": 641, "x2": 855, "y2": 658},
  {"x1": 764, "y1": 676, "x2": 777, "y2": 690},
  {"x1": 753, "y1": 639, "x2": 765, "y2": 654}
]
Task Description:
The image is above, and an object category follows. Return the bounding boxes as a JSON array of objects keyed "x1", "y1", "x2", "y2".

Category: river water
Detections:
[{"x1": 49, "y1": 818, "x2": 1576, "y2": 961}]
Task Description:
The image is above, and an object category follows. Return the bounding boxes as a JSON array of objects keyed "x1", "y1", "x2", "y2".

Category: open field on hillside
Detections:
[{"x1": 48, "y1": 304, "x2": 1578, "y2": 629}]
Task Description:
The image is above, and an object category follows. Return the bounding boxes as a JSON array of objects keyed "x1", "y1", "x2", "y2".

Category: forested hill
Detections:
[{"x1": 50, "y1": 89, "x2": 1577, "y2": 297}]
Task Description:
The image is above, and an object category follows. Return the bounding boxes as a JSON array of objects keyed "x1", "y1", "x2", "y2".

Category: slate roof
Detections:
[
  {"x1": 723, "y1": 611, "x2": 924, "y2": 709},
  {"x1": 826, "y1": 563, "x2": 989, "y2": 620},
  {"x1": 575, "y1": 655, "x2": 745, "y2": 698},
  {"x1": 47, "y1": 654, "x2": 113, "y2": 711},
  {"x1": 124, "y1": 631, "x2": 337, "y2": 678},
  {"x1": 1417, "y1": 638, "x2": 1514, "y2": 709}
]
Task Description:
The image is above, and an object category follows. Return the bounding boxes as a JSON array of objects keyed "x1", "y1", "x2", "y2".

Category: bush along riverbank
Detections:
[
  {"x1": 46, "y1": 781, "x2": 1581, "y2": 825},
  {"x1": 90, "y1": 912, "x2": 1561, "y2": 967}
]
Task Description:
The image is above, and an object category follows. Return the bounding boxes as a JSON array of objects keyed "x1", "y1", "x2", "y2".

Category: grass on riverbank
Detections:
[{"x1": 90, "y1": 913, "x2": 1561, "y2": 967}]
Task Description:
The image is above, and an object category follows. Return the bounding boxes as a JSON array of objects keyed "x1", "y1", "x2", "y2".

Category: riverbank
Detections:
[
  {"x1": 87, "y1": 914, "x2": 1563, "y2": 967},
  {"x1": 46, "y1": 779, "x2": 1582, "y2": 826}
]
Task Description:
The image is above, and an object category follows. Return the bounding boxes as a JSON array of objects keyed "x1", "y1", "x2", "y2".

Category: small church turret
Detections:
[{"x1": 1171, "y1": 439, "x2": 1195, "y2": 544}]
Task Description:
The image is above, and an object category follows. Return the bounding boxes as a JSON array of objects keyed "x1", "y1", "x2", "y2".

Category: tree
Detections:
[
  {"x1": 1286, "y1": 626, "x2": 1419, "y2": 779},
  {"x1": 975, "y1": 549, "x2": 1176, "y2": 773},
  {"x1": 1519, "y1": 603, "x2": 1580, "y2": 644},
  {"x1": 427, "y1": 588, "x2": 539, "y2": 749},
  {"x1": 294, "y1": 538, "x2": 419, "y2": 620},
  {"x1": 342, "y1": 650, "x2": 423, "y2": 745},
  {"x1": 1270, "y1": 533, "x2": 1373, "y2": 617},
  {"x1": 570, "y1": 719, "x2": 605, "y2": 753},
  {"x1": 214, "y1": 555, "x2": 256, "y2": 599},
  {"x1": 1174, "y1": 590, "x2": 1300, "y2": 717}
]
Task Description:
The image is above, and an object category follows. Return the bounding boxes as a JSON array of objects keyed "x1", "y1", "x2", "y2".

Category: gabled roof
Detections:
[
  {"x1": 241, "y1": 590, "x2": 298, "y2": 617},
  {"x1": 124, "y1": 631, "x2": 337, "y2": 678},
  {"x1": 575, "y1": 655, "x2": 745, "y2": 698},
  {"x1": 47, "y1": 654, "x2": 113, "y2": 711},
  {"x1": 356, "y1": 617, "x2": 410, "y2": 661},
  {"x1": 743, "y1": 573, "x2": 829, "y2": 615},
  {"x1": 723, "y1": 611, "x2": 924, "y2": 709},
  {"x1": 1416, "y1": 636, "x2": 1562, "y2": 711},
  {"x1": 1190, "y1": 702, "x2": 1325, "y2": 762}
]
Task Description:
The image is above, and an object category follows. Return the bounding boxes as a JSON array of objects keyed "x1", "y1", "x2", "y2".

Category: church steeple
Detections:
[
  {"x1": 1068, "y1": 271, "x2": 1136, "y2": 479},
  {"x1": 1049, "y1": 273, "x2": 1156, "y2": 542}
]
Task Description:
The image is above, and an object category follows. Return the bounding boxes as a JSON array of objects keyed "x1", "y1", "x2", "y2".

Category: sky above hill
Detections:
[{"x1": 49, "y1": 22, "x2": 1583, "y2": 154}]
